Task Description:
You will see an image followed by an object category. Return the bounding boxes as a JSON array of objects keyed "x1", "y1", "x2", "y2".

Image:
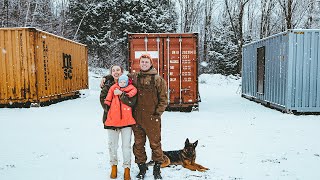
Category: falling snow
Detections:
[
  {"x1": 2, "y1": 48, "x2": 6, "y2": 54},
  {"x1": 200, "y1": 61, "x2": 208, "y2": 67},
  {"x1": 0, "y1": 72, "x2": 320, "y2": 180}
]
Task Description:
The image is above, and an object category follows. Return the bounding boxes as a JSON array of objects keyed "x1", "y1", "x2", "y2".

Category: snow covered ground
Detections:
[{"x1": 1, "y1": 72, "x2": 320, "y2": 180}]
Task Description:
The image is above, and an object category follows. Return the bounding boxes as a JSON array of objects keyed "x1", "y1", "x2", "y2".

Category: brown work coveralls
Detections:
[{"x1": 130, "y1": 68, "x2": 168, "y2": 164}]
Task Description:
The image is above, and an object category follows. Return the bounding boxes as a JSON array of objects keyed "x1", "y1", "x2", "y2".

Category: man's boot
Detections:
[
  {"x1": 136, "y1": 163, "x2": 148, "y2": 179},
  {"x1": 110, "y1": 165, "x2": 117, "y2": 179},
  {"x1": 153, "y1": 162, "x2": 162, "y2": 179}
]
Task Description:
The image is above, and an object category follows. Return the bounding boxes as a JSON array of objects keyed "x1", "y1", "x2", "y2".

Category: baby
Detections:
[{"x1": 104, "y1": 74, "x2": 137, "y2": 127}]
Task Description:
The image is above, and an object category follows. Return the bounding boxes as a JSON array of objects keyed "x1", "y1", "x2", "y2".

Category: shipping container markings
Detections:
[
  {"x1": 170, "y1": 60, "x2": 179, "y2": 63},
  {"x1": 183, "y1": 66, "x2": 191, "y2": 70},
  {"x1": 182, "y1": 55, "x2": 190, "y2": 59},
  {"x1": 183, "y1": 77, "x2": 192, "y2": 82},
  {"x1": 42, "y1": 41, "x2": 49, "y2": 90},
  {"x1": 182, "y1": 59, "x2": 191, "y2": 64},
  {"x1": 182, "y1": 72, "x2": 191, "y2": 76},
  {"x1": 62, "y1": 53, "x2": 73, "y2": 80},
  {"x1": 171, "y1": 50, "x2": 195, "y2": 55}
]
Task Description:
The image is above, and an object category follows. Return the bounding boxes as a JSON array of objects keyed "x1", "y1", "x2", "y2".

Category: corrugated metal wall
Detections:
[
  {"x1": 242, "y1": 32, "x2": 289, "y2": 109},
  {"x1": 242, "y1": 29, "x2": 320, "y2": 113},
  {"x1": 0, "y1": 28, "x2": 88, "y2": 106},
  {"x1": 287, "y1": 30, "x2": 320, "y2": 112},
  {"x1": 128, "y1": 33, "x2": 199, "y2": 111},
  {"x1": 0, "y1": 28, "x2": 37, "y2": 103},
  {"x1": 34, "y1": 30, "x2": 88, "y2": 102}
]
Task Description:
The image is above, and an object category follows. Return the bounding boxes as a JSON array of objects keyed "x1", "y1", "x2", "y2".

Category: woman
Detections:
[
  {"x1": 99, "y1": 65, "x2": 133, "y2": 180},
  {"x1": 100, "y1": 65, "x2": 123, "y2": 125}
]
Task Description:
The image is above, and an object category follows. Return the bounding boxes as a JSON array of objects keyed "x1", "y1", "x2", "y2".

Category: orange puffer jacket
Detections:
[{"x1": 104, "y1": 84, "x2": 137, "y2": 127}]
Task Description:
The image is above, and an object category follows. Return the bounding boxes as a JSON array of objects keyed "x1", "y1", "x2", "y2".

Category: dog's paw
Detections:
[
  {"x1": 197, "y1": 167, "x2": 209, "y2": 172},
  {"x1": 203, "y1": 167, "x2": 209, "y2": 170}
]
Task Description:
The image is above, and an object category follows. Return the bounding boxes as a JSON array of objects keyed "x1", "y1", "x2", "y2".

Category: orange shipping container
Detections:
[
  {"x1": 128, "y1": 33, "x2": 199, "y2": 111},
  {"x1": 0, "y1": 28, "x2": 88, "y2": 107}
]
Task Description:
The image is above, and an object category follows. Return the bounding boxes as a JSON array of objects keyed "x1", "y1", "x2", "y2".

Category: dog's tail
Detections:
[{"x1": 146, "y1": 155, "x2": 170, "y2": 168}]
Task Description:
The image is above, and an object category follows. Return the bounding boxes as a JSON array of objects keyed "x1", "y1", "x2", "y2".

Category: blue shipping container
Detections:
[{"x1": 242, "y1": 29, "x2": 320, "y2": 113}]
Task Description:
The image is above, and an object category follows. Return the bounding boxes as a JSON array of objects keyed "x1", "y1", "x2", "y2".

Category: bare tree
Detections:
[
  {"x1": 260, "y1": 0, "x2": 276, "y2": 38},
  {"x1": 303, "y1": 0, "x2": 320, "y2": 28},
  {"x1": 177, "y1": 0, "x2": 203, "y2": 32},
  {"x1": 58, "y1": 0, "x2": 68, "y2": 36},
  {"x1": 278, "y1": 0, "x2": 296, "y2": 29},
  {"x1": 245, "y1": 1, "x2": 257, "y2": 40},
  {"x1": 314, "y1": 0, "x2": 320, "y2": 28},
  {"x1": 277, "y1": 0, "x2": 310, "y2": 30},
  {"x1": 24, "y1": 0, "x2": 32, "y2": 26},
  {"x1": 203, "y1": 0, "x2": 215, "y2": 62},
  {"x1": 224, "y1": 0, "x2": 250, "y2": 74}
]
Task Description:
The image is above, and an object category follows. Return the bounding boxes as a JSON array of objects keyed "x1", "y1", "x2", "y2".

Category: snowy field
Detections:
[{"x1": 1, "y1": 72, "x2": 320, "y2": 180}]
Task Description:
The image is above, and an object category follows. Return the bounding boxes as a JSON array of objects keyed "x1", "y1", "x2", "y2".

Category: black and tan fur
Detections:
[{"x1": 148, "y1": 138, "x2": 209, "y2": 172}]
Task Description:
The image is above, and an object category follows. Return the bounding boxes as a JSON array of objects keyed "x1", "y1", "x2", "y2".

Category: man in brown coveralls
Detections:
[{"x1": 130, "y1": 53, "x2": 168, "y2": 180}]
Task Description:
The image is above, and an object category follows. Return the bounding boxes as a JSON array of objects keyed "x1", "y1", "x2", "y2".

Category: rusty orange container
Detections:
[
  {"x1": 0, "y1": 28, "x2": 88, "y2": 107},
  {"x1": 128, "y1": 33, "x2": 199, "y2": 111}
]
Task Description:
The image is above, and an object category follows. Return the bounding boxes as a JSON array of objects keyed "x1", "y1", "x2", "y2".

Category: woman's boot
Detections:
[
  {"x1": 110, "y1": 165, "x2": 117, "y2": 179},
  {"x1": 124, "y1": 167, "x2": 131, "y2": 180}
]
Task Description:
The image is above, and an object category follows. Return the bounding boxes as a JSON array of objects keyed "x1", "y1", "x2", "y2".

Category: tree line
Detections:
[{"x1": 1, "y1": 0, "x2": 319, "y2": 75}]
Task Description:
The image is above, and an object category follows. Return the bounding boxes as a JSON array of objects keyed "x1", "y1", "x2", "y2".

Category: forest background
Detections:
[{"x1": 1, "y1": 0, "x2": 319, "y2": 76}]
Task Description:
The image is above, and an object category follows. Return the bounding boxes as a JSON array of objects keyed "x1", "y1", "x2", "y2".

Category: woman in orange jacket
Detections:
[{"x1": 104, "y1": 74, "x2": 137, "y2": 180}]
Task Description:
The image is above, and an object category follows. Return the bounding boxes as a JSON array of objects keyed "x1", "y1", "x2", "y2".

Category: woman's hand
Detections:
[{"x1": 114, "y1": 88, "x2": 123, "y2": 95}]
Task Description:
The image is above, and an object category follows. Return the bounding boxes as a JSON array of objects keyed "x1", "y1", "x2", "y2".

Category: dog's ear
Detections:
[
  {"x1": 193, "y1": 140, "x2": 198, "y2": 147},
  {"x1": 185, "y1": 138, "x2": 190, "y2": 146}
]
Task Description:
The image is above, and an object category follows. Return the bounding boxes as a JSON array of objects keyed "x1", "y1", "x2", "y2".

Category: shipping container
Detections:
[
  {"x1": 128, "y1": 33, "x2": 199, "y2": 112},
  {"x1": 0, "y1": 27, "x2": 88, "y2": 107},
  {"x1": 242, "y1": 29, "x2": 320, "y2": 113}
]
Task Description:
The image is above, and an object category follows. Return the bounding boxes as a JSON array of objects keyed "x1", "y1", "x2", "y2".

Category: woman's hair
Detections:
[{"x1": 110, "y1": 65, "x2": 124, "y2": 73}]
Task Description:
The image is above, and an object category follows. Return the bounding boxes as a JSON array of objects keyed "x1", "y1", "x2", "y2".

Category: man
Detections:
[{"x1": 130, "y1": 53, "x2": 168, "y2": 180}]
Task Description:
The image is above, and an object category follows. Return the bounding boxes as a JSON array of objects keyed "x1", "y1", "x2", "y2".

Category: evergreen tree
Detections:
[
  {"x1": 1, "y1": 0, "x2": 9, "y2": 27},
  {"x1": 201, "y1": 20, "x2": 238, "y2": 76},
  {"x1": 68, "y1": 0, "x2": 178, "y2": 68},
  {"x1": 29, "y1": 0, "x2": 55, "y2": 32}
]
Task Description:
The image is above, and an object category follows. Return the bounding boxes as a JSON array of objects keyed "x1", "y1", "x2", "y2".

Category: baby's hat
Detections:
[{"x1": 118, "y1": 74, "x2": 129, "y2": 87}]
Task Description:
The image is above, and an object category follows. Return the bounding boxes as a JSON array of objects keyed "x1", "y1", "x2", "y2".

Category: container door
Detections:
[
  {"x1": 257, "y1": 46, "x2": 265, "y2": 94},
  {"x1": 0, "y1": 29, "x2": 35, "y2": 104},
  {"x1": 128, "y1": 36, "x2": 164, "y2": 75},
  {"x1": 163, "y1": 35, "x2": 198, "y2": 106}
]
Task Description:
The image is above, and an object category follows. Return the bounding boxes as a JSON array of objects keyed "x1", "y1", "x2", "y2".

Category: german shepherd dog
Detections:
[{"x1": 148, "y1": 138, "x2": 209, "y2": 172}]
